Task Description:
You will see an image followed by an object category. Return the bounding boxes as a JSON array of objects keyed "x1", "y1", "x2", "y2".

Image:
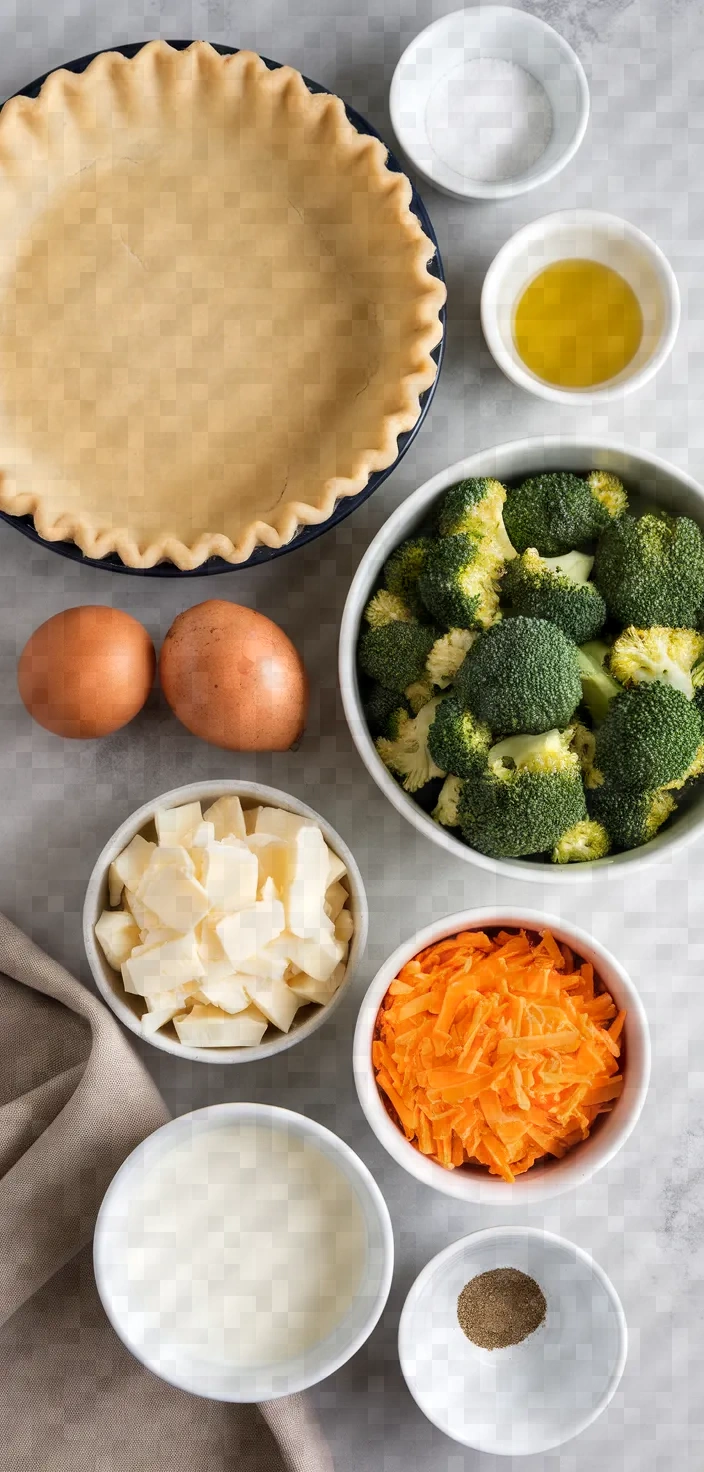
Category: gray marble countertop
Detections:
[{"x1": 1, "y1": 0, "x2": 703, "y2": 1466}]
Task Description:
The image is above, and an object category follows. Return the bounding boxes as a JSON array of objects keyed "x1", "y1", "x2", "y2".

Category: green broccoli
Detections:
[
  {"x1": 363, "y1": 682, "x2": 411, "y2": 736},
  {"x1": 432, "y1": 774, "x2": 463, "y2": 828},
  {"x1": 570, "y1": 721, "x2": 603, "y2": 789},
  {"x1": 502, "y1": 547, "x2": 607, "y2": 644},
  {"x1": 427, "y1": 696, "x2": 492, "y2": 778},
  {"x1": 458, "y1": 728, "x2": 586, "y2": 859},
  {"x1": 577, "y1": 640, "x2": 622, "y2": 724},
  {"x1": 363, "y1": 589, "x2": 413, "y2": 629},
  {"x1": 595, "y1": 682, "x2": 703, "y2": 792},
  {"x1": 358, "y1": 620, "x2": 437, "y2": 693},
  {"x1": 418, "y1": 533, "x2": 502, "y2": 631},
  {"x1": 454, "y1": 616, "x2": 582, "y2": 735},
  {"x1": 383, "y1": 536, "x2": 434, "y2": 616},
  {"x1": 426, "y1": 628, "x2": 477, "y2": 688},
  {"x1": 437, "y1": 477, "x2": 516, "y2": 561},
  {"x1": 587, "y1": 783, "x2": 677, "y2": 851},
  {"x1": 609, "y1": 625, "x2": 704, "y2": 700},
  {"x1": 593, "y1": 511, "x2": 704, "y2": 628},
  {"x1": 375, "y1": 697, "x2": 445, "y2": 792},
  {"x1": 585, "y1": 471, "x2": 629, "y2": 522},
  {"x1": 552, "y1": 818, "x2": 611, "y2": 864},
  {"x1": 503, "y1": 471, "x2": 627, "y2": 556}
]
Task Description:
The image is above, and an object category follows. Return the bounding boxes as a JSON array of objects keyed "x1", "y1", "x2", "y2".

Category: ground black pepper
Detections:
[{"x1": 457, "y1": 1267, "x2": 547, "y2": 1349}]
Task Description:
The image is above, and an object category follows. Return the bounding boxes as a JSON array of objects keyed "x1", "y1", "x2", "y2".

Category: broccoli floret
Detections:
[
  {"x1": 437, "y1": 477, "x2": 516, "y2": 561},
  {"x1": 454, "y1": 616, "x2": 582, "y2": 735},
  {"x1": 458, "y1": 728, "x2": 586, "y2": 859},
  {"x1": 570, "y1": 721, "x2": 603, "y2": 789},
  {"x1": 595, "y1": 683, "x2": 703, "y2": 792},
  {"x1": 503, "y1": 471, "x2": 627, "y2": 557},
  {"x1": 432, "y1": 774, "x2": 464, "y2": 828},
  {"x1": 405, "y1": 678, "x2": 435, "y2": 714},
  {"x1": 375, "y1": 698, "x2": 445, "y2": 792},
  {"x1": 364, "y1": 589, "x2": 413, "y2": 629},
  {"x1": 426, "y1": 628, "x2": 477, "y2": 688},
  {"x1": 577, "y1": 640, "x2": 622, "y2": 724},
  {"x1": 427, "y1": 696, "x2": 492, "y2": 778},
  {"x1": 502, "y1": 547, "x2": 606, "y2": 644},
  {"x1": 383, "y1": 537, "x2": 434, "y2": 616},
  {"x1": 418, "y1": 533, "x2": 502, "y2": 631},
  {"x1": 586, "y1": 471, "x2": 628, "y2": 521},
  {"x1": 609, "y1": 625, "x2": 704, "y2": 700},
  {"x1": 587, "y1": 783, "x2": 677, "y2": 851},
  {"x1": 552, "y1": 818, "x2": 611, "y2": 864},
  {"x1": 358, "y1": 621, "x2": 436, "y2": 693},
  {"x1": 364, "y1": 683, "x2": 411, "y2": 736},
  {"x1": 594, "y1": 512, "x2": 704, "y2": 628}
]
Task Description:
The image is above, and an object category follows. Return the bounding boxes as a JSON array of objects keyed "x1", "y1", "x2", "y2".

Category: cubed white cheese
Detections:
[
  {"x1": 255, "y1": 808, "x2": 316, "y2": 841},
  {"x1": 137, "y1": 849, "x2": 210, "y2": 932},
  {"x1": 245, "y1": 833, "x2": 290, "y2": 896},
  {"x1": 335, "y1": 908, "x2": 354, "y2": 945},
  {"x1": 270, "y1": 923, "x2": 345, "y2": 982},
  {"x1": 155, "y1": 802, "x2": 203, "y2": 849},
  {"x1": 199, "y1": 840, "x2": 258, "y2": 913},
  {"x1": 285, "y1": 823, "x2": 329, "y2": 939},
  {"x1": 197, "y1": 974, "x2": 251, "y2": 1014},
  {"x1": 141, "y1": 984, "x2": 196, "y2": 1035},
  {"x1": 190, "y1": 820, "x2": 216, "y2": 849},
  {"x1": 196, "y1": 918, "x2": 236, "y2": 986},
  {"x1": 243, "y1": 974, "x2": 301, "y2": 1033},
  {"x1": 108, "y1": 833, "x2": 156, "y2": 906},
  {"x1": 204, "y1": 795, "x2": 247, "y2": 842},
  {"x1": 243, "y1": 806, "x2": 262, "y2": 835},
  {"x1": 121, "y1": 931, "x2": 205, "y2": 996},
  {"x1": 173, "y1": 1003, "x2": 268, "y2": 1048},
  {"x1": 326, "y1": 846, "x2": 347, "y2": 887},
  {"x1": 288, "y1": 961, "x2": 346, "y2": 1007},
  {"x1": 123, "y1": 888, "x2": 161, "y2": 933},
  {"x1": 215, "y1": 877, "x2": 285, "y2": 966},
  {"x1": 94, "y1": 909, "x2": 140, "y2": 971},
  {"x1": 138, "y1": 925, "x2": 180, "y2": 949},
  {"x1": 324, "y1": 881, "x2": 348, "y2": 922},
  {"x1": 237, "y1": 947, "x2": 290, "y2": 983}
]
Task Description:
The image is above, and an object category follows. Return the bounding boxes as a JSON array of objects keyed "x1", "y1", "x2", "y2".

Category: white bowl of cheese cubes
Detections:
[{"x1": 83, "y1": 781, "x2": 366, "y2": 1063}]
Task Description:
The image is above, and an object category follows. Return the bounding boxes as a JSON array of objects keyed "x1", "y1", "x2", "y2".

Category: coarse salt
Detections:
[{"x1": 425, "y1": 56, "x2": 553, "y2": 184}]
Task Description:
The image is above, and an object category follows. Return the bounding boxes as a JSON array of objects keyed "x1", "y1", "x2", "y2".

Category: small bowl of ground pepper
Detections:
[
  {"x1": 353, "y1": 907, "x2": 650, "y2": 1203},
  {"x1": 398, "y1": 1226, "x2": 627, "y2": 1454}
]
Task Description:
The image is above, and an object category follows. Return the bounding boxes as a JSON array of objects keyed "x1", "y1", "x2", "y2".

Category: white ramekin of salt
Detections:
[{"x1": 390, "y1": 6, "x2": 589, "y2": 201}]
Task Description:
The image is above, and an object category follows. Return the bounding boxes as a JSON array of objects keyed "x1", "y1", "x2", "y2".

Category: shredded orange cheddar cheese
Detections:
[{"x1": 372, "y1": 928, "x2": 625, "y2": 1183}]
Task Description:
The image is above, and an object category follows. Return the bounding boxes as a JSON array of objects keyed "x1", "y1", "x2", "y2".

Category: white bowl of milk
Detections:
[{"x1": 94, "y1": 1102, "x2": 394, "y2": 1400}]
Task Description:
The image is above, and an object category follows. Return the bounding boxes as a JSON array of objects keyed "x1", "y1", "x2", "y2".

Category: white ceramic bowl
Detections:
[
  {"x1": 399, "y1": 1226, "x2": 627, "y2": 1454},
  {"x1": 390, "y1": 7, "x2": 589, "y2": 201},
  {"x1": 94, "y1": 1102, "x2": 394, "y2": 1401},
  {"x1": 354, "y1": 907, "x2": 650, "y2": 1205},
  {"x1": 83, "y1": 780, "x2": 367, "y2": 1064},
  {"x1": 481, "y1": 209, "x2": 680, "y2": 403},
  {"x1": 339, "y1": 436, "x2": 704, "y2": 881}
]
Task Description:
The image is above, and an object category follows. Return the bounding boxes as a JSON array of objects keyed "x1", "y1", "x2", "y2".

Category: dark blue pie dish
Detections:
[{"x1": 0, "y1": 40, "x2": 446, "y2": 578}]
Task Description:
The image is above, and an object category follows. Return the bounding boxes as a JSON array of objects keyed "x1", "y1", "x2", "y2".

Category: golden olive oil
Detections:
[{"x1": 513, "y1": 259, "x2": 643, "y2": 388}]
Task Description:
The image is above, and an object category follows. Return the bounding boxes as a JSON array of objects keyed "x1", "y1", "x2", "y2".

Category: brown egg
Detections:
[
  {"x1": 160, "y1": 600, "x2": 308, "y2": 751},
  {"x1": 18, "y1": 606, "x2": 156, "y2": 739}
]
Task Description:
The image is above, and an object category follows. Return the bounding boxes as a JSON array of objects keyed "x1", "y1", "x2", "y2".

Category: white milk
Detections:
[{"x1": 117, "y1": 1121, "x2": 367, "y2": 1369}]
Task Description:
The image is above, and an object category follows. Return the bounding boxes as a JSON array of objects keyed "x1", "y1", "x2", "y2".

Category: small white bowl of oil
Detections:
[
  {"x1": 390, "y1": 7, "x2": 589, "y2": 201},
  {"x1": 481, "y1": 209, "x2": 680, "y2": 403}
]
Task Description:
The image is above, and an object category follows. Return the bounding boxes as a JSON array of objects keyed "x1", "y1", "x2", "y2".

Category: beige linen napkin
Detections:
[{"x1": 0, "y1": 911, "x2": 333, "y2": 1472}]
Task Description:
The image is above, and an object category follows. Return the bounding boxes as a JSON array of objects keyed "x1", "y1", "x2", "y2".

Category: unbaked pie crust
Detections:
[{"x1": 0, "y1": 41, "x2": 445, "y2": 568}]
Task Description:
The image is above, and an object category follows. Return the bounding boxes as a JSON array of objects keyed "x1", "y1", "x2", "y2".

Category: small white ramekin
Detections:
[
  {"x1": 339, "y1": 436, "x2": 704, "y2": 882},
  {"x1": 398, "y1": 1226, "x2": 627, "y2": 1454},
  {"x1": 354, "y1": 907, "x2": 650, "y2": 1205},
  {"x1": 481, "y1": 209, "x2": 680, "y2": 403},
  {"x1": 94, "y1": 1102, "x2": 394, "y2": 1401},
  {"x1": 390, "y1": 7, "x2": 589, "y2": 201},
  {"x1": 83, "y1": 780, "x2": 367, "y2": 1065}
]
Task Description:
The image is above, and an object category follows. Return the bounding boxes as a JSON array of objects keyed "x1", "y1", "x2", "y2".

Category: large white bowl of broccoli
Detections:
[{"x1": 340, "y1": 438, "x2": 704, "y2": 879}]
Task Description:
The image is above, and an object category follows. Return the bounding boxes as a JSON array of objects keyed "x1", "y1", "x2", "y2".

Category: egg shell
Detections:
[
  {"x1": 159, "y1": 600, "x2": 308, "y2": 752},
  {"x1": 18, "y1": 606, "x2": 155, "y2": 739}
]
